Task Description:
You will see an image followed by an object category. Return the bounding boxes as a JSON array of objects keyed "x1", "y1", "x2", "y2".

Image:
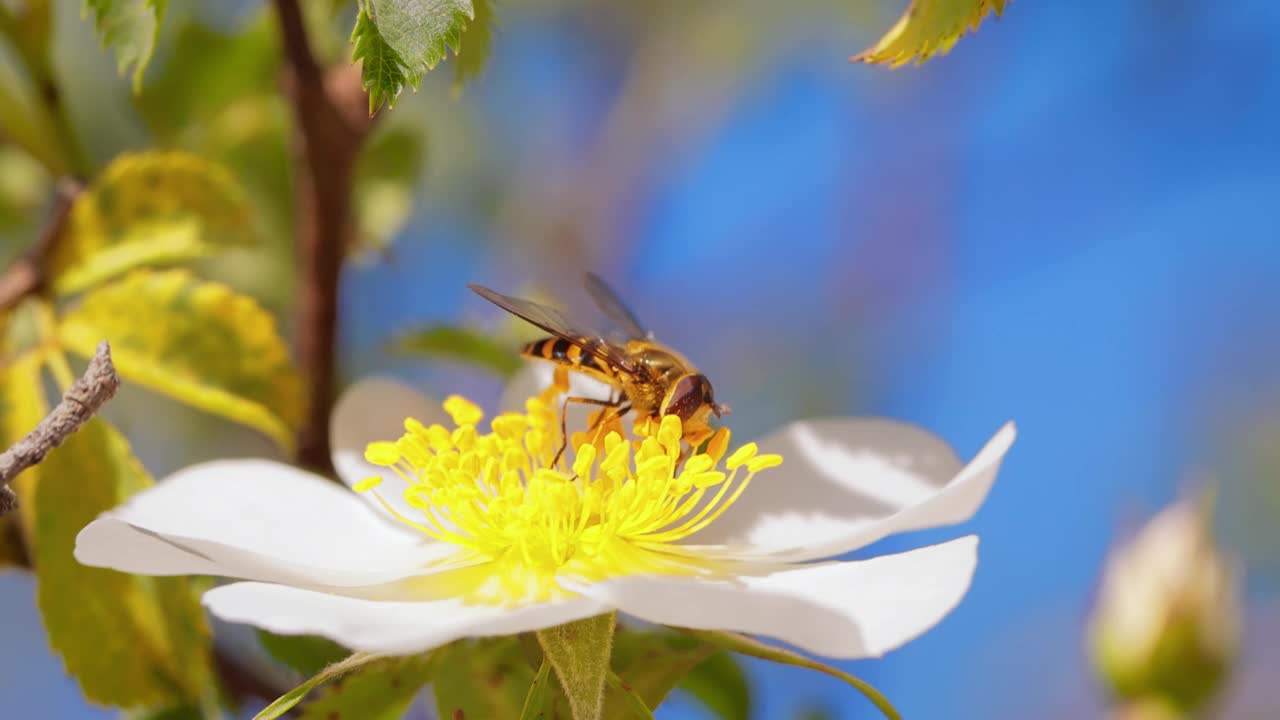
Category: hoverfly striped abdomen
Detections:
[{"x1": 522, "y1": 337, "x2": 616, "y2": 379}]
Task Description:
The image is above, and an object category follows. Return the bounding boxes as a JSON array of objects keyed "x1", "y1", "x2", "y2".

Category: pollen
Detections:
[{"x1": 358, "y1": 382, "x2": 782, "y2": 604}]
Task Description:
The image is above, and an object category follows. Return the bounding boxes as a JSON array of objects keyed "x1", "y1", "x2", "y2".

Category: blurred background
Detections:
[{"x1": 2, "y1": 0, "x2": 1278, "y2": 717}]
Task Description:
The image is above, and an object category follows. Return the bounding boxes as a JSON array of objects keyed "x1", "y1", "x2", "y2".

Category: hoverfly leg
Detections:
[{"x1": 554, "y1": 395, "x2": 621, "y2": 470}]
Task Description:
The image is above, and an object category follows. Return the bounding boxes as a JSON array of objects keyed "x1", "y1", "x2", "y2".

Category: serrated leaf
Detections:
[
  {"x1": 435, "y1": 637, "x2": 560, "y2": 719},
  {"x1": 82, "y1": 0, "x2": 168, "y2": 91},
  {"x1": 452, "y1": 0, "x2": 493, "y2": 87},
  {"x1": 391, "y1": 325, "x2": 522, "y2": 378},
  {"x1": 687, "y1": 631, "x2": 901, "y2": 720},
  {"x1": 34, "y1": 418, "x2": 210, "y2": 706},
  {"x1": 853, "y1": 0, "x2": 1008, "y2": 67},
  {"x1": 58, "y1": 269, "x2": 303, "y2": 451},
  {"x1": 51, "y1": 151, "x2": 257, "y2": 296},
  {"x1": 297, "y1": 653, "x2": 435, "y2": 720},
  {"x1": 603, "y1": 627, "x2": 716, "y2": 719},
  {"x1": 352, "y1": 0, "x2": 475, "y2": 113},
  {"x1": 258, "y1": 631, "x2": 350, "y2": 678},
  {"x1": 677, "y1": 652, "x2": 750, "y2": 720}
]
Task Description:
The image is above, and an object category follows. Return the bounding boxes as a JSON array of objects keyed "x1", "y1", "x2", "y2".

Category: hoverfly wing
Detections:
[
  {"x1": 468, "y1": 284, "x2": 641, "y2": 374},
  {"x1": 584, "y1": 272, "x2": 649, "y2": 340}
]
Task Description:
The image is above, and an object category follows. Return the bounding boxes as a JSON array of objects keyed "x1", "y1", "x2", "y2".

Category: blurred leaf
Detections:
[
  {"x1": 253, "y1": 652, "x2": 386, "y2": 720},
  {"x1": 604, "y1": 627, "x2": 716, "y2": 718},
  {"x1": 0, "y1": 135, "x2": 52, "y2": 231},
  {"x1": 34, "y1": 418, "x2": 210, "y2": 707},
  {"x1": 82, "y1": 0, "x2": 168, "y2": 91},
  {"x1": 435, "y1": 637, "x2": 562, "y2": 719},
  {"x1": 51, "y1": 151, "x2": 257, "y2": 295},
  {"x1": 852, "y1": 0, "x2": 1007, "y2": 67},
  {"x1": 123, "y1": 705, "x2": 204, "y2": 720},
  {"x1": 452, "y1": 0, "x2": 493, "y2": 87},
  {"x1": 351, "y1": 0, "x2": 475, "y2": 113},
  {"x1": 0, "y1": 341, "x2": 46, "y2": 565},
  {"x1": 688, "y1": 631, "x2": 901, "y2": 720},
  {"x1": 258, "y1": 631, "x2": 351, "y2": 678},
  {"x1": 297, "y1": 653, "x2": 436, "y2": 720},
  {"x1": 59, "y1": 269, "x2": 303, "y2": 451},
  {"x1": 354, "y1": 126, "x2": 424, "y2": 255},
  {"x1": 391, "y1": 325, "x2": 523, "y2": 378},
  {"x1": 677, "y1": 651, "x2": 750, "y2": 720}
]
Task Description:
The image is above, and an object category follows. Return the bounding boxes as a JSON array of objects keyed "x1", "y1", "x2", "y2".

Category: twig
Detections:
[
  {"x1": 272, "y1": 0, "x2": 377, "y2": 473},
  {"x1": 0, "y1": 178, "x2": 83, "y2": 312},
  {"x1": 0, "y1": 340, "x2": 119, "y2": 513}
]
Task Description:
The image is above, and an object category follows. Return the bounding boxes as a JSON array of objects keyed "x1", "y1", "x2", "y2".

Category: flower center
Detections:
[{"x1": 357, "y1": 383, "x2": 781, "y2": 603}]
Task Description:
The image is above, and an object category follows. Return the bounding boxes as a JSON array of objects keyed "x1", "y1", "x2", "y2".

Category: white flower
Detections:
[{"x1": 75, "y1": 368, "x2": 1015, "y2": 659}]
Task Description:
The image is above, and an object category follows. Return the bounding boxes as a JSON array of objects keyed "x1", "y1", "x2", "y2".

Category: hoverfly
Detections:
[{"x1": 468, "y1": 274, "x2": 728, "y2": 458}]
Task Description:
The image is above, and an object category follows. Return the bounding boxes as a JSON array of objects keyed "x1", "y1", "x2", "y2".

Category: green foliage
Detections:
[
  {"x1": 537, "y1": 613, "x2": 616, "y2": 720},
  {"x1": 355, "y1": 126, "x2": 425, "y2": 255},
  {"x1": 258, "y1": 631, "x2": 351, "y2": 678},
  {"x1": 0, "y1": 343, "x2": 46, "y2": 562},
  {"x1": 391, "y1": 324, "x2": 523, "y2": 378},
  {"x1": 689, "y1": 630, "x2": 901, "y2": 720},
  {"x1": 33, "y1": 417, "x2": 210, "y2": 707},
  {"x1": 82, "y1": 0, "x2": 168, "y2": 91},
  {"x1": 453, "y1": 0, "x2": 493, "y2": 86},
  {"x1": 434, "y1": 637, "x2": 560, "y2": 719},
  {"x1": 519, "y1": 659, "x2": 554, "y2": 720},
  {"x1": 58, "y1": 269, "x2": 304, "y2": 451},
  {"x1": 677, "y1": 651, "x2": 750, "y2": 720},
  {"x1": 606, "y1": 671, "x2": 656, "y2": 719},
  {"x1": 604, "y1": 627, "x2": 716, "y2": 718},
  {"x1": 51, "y1": 151, "x2": 257, "y2": 296},
  {"x1": 853, "y1": 0, "x2": 1008, "y2": 66},
  {"x1": 253, "y1": 652, "x2": 385, "y2": 720},
  {"x1": 297, "y1": 653, "x2": 436, "y2": 720},
  {"x1": 351, "y1": 0, "x2": 476, "y2": 113}
]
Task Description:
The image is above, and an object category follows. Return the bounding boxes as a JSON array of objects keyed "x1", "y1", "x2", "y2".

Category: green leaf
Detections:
[
  {"x1": 452, "y1": 0, "x2": 493, "y2": 87},
  {"x1": 435, "y1": 637, "x2": 560, "y2": 719},
  {"x1": 351, "y1": 0, "x2": 475, "y2": 113},
  {"x1": 688, "y1": 630, "x2": 901, "y2": 720},
  {"x1": 258, "y1": 631, "x2": 351, "y2": 678},
  {"x1": 58, "y1": 269, "x2": 304, "y2": 452},
  {"x1": 391, "y1": 325, "x2": 523, "y2": 378},
  {"x1": 254, "y1": 652, "x2": 383, "y2": 720},
  {"x1": 51, "y1": 151, "x2": 257, "y2": 296},
  {"x1": 677, "y1": 652, "x2": 750, "y2": 720},
  {"x1": 81, "y1": 0, "x2": 168, "y2": 91},
  {"x1": 603, "y1": 627, "x2": 716, "y2": 718},
  {"x1": 355, "y1": 126, "x2": 425, "y2": 255},
  {"x1": 538, "y1": 612, "x2": 616, "y2": 720},
  {"x1": 519, "y1": 659, "x2": 554, "y2": 720},
  {"x1": 34, "y1": 418, "x2": 211, "y2": 707},
  {"x1": 852, "y1": 0, "x2": 1008, "y2": 67},
  {"x1": 606, "y1": 671, "x2": 656, "y2": 720},
  {"x1": 297, "y1": 653, "x2": 436, "y2": 720}
]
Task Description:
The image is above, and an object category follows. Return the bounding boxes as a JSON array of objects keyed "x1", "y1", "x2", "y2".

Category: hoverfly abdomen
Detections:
[{"x1": 523, "y1": 337, "x2": 615, "y2": 379}]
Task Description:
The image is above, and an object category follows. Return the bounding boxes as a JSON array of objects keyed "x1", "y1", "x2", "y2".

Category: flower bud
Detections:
[{"x1": 1088, "y1": 497, "x2": 1241, "y2": 714}]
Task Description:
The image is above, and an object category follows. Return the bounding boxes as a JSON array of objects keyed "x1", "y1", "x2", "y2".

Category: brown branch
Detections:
[
  {"x1": 0, "y1": 178, "x2": 83, "y2": 312},
  {"x1": 0, "y1": 340, "x2": 119, "y2": 514},
  {"x1": 273, "y1": 0, "x2": 377, "y2": 474}
]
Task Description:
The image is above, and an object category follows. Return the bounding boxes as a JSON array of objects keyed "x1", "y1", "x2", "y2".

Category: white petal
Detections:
[
  {"x1": 686, "y1": 420, "x2": 1015, "y2": 561},
  {"x1": 75, "y1": 459, "x2": 453, "y2": 586},
  {"x1": 499, "y1": 362, "x2": 616, "y2": 433},
  {"x1": 203, "y1": 582, "x2": 609, "y2": 655},
  {"x1": 582, "y1": 536, "x2": 979, "y2": 659},
  {"x1": 330, "y1": 376, "x2": 447, "y2": 490}
]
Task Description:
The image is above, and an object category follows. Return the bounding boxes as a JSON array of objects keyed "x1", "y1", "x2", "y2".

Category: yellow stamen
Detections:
[{"x1": 356, "y1": 392, "x2": 783, "y2": 604}]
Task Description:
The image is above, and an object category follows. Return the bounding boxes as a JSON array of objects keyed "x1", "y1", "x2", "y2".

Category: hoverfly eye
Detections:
[{"x1": 664, "y1": 374, "x2": 710, "y2": 422}]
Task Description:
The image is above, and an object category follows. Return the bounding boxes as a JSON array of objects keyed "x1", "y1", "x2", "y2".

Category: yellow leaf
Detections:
[
  {"x1": 51, "y1": 151, "x2": 257, "y2": 295},
  {"x1": 0, "y1": 304, "x2": 51, "y2": 563},
  {"x1": 34, "y1": 418, "x2": 211, "y2": 706},
  {"x1": 853, "y1": 0, "x2": 1009, "y2": 67},
  {"x1": 59, "y1": 269, "x2": 303, "y2": 451}
]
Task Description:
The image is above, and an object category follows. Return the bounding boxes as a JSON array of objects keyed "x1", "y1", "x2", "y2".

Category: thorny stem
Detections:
[
  {"x1": 0, "y1": 341, "x2": 119, "y2": 514},
  {"x1": 272, "y1": 0, "x2": 377, "y2": 474}
]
